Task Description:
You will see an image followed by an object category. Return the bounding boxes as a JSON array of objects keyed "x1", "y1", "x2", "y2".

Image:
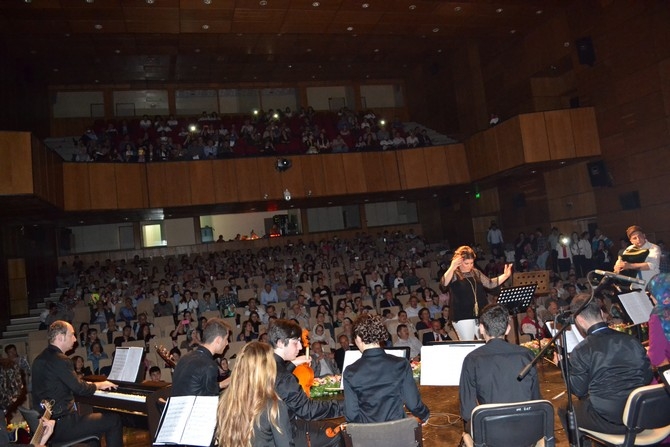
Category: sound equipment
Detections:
[
  {"x1": 576, "y1": 37, "x2": 596, "y2": 66},
  {"x1": 587, "y1": 160, "x2": 612, "y2": 187}
]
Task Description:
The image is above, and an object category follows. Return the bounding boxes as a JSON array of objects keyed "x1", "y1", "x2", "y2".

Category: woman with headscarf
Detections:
[{"x1": 647, "y1": 273, "x2": 670, "y2": 369}]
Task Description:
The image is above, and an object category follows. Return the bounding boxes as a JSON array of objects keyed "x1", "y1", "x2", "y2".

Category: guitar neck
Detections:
[{"x1": 30, "y1": 405, "x2": 51, "y2": 445}]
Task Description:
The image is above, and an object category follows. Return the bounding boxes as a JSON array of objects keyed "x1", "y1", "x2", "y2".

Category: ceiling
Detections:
[{"x1": 1, "y1": 0, "x2": 562, "y2": 85}]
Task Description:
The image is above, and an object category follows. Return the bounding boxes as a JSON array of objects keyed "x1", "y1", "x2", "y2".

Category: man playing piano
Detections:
[
  {"x1": 171, "y1": 317, "x2": 230, "y2": 397},
  {"x1": 31, "y1": 321, "x2": 123, "y2": 447}
]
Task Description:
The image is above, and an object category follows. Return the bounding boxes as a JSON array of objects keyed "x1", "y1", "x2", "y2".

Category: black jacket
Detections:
[
  {"x1": 273, "y1": 354, "x2": 343, "y2": 439},
  {"x1": 569, "y1": 322, "x2": 653, "y2": 423},
  {"x1": 171, "y1": 345, "x2": 220, "y2": 397}
]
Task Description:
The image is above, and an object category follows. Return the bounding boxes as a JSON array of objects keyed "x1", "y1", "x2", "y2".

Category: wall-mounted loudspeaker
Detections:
[
  {"x1": 587, "y1": 161, "x2": 612, "y2": 187},
  {"x1": 576, "y1": 37, "x2": 596, "y2": 66}
]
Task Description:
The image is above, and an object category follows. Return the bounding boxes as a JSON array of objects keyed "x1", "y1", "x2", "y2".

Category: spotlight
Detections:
[
  {"x1": 275, "y1": 158, "x2": 292, "y2": 172},
  {"x1": 284, "y1": 189, "x2": 292, "y2": 201},
  {"x1": 189, "y1": 124, "x2": 197, "y2": 132}
]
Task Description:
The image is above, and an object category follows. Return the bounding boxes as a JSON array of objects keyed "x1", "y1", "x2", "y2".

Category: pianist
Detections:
[{"x1": 31, "y1": 321, "x2": 123, "y2": 447}]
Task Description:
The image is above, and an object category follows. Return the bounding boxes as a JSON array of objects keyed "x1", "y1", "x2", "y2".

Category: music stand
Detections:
[{"x1": 497, "y1": 285, "x2": 537, "y2": 343}]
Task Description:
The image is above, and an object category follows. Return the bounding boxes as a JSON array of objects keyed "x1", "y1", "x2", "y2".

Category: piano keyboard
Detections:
[{"x1": 93, "y1": 390, "x2": 147, "y2": 403}]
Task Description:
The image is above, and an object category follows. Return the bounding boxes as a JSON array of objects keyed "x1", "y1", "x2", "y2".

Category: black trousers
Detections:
[
  {"x1": 52, "y1": 411, "x2": 123, "y2": 447},
  {"x1": 559, "y1": 398, "x2": 627, "y2": 436},
  {"x1": 294, "y1": 419, "x2": 343, "y2": 447}
]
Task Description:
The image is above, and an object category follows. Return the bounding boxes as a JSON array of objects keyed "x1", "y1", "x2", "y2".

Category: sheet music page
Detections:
[
  {"x1": 180, "y1": 396, "x2": 218, "y2": 446},
  {"x1": 545, "y1": 322, "x2": 584, "y2": 353},
  {"x1": 108, "y1": 347, "x2": 144, "y2": 382},
  {"x1": 154, "y1": 396, "x2": 195, "y2": 445},
  {"x1": 618, "y1": 291, "x2": 653, "y2": 325}
]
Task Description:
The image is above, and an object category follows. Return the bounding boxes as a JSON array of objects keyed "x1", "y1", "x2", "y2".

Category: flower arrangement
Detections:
[
  {"x1": 310, "y1": 374, "x2": 342, "y2": 398},
  {"x1": 410, "y1": 360, "x2": 421, "y2": 381},
  {"x1": 521, "y1": 338, "x2": 553, "y2": 358}
]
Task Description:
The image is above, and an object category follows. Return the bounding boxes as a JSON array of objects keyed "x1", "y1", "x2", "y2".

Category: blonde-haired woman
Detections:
[
  {"x1": 216, "y1": 341, "x2": 293, "y2": 447},
  {"x1": 440, "y1": 246, "x2": 512, "y2": 340}
]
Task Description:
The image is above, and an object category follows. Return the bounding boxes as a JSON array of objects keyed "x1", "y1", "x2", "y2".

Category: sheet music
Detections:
[
  {"x1": 339, "y1": 349, "x2": 408, "y2": 390},
  {"x1": 420, "y1": 343, "x2": 484, "y2": 386},
  {"x1": 545, "y1": 321, "x2": 584, "y2": 353},
  {"x1": 154, "y1": 395, "x2": 218, "y2": 446},
  {"x1": 108, "y1": 347, "x2": 144, "y2": 382},
  {"x1": 618, "y1": 290, "x2": 653, "y2": 325}
]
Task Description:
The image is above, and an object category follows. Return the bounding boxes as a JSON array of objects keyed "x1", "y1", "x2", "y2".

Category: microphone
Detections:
[
  {"x1": 556, "y1": 311, "x2": 574, "y2": 325},
  {"x1": 594, "y1": 270, "x2": 646, "y2": 286}
]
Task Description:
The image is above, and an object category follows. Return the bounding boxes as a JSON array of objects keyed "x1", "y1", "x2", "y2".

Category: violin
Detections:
[{"x1": 292, "y1": 328, "x2": 315, "y2": 397}]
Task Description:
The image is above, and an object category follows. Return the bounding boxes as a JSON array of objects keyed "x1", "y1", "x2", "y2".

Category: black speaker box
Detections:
[
  {"x1": 619, "y1": 191, "x2": 641, "y2": 210},
  {"x1": 576, "y1": 37, "x2": 596, "y2": 66},
  {"x1": 587, "y1": 160, "x2": 612, "y2": 187}
]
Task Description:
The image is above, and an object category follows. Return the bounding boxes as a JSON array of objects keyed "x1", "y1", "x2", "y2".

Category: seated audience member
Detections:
[
  {"x1": 380, "y1": 290, "x2": 402, "y2": 308},
  {"x1": 330, "y1": 135, "x2": 349, "y2": 153},
  {"x1": 404, "y1": 295, "x2": 423, "y2": 318},
  {"x1": 146, "y1": 366, "x2": 163, "y2": 382},
  {"x1": 520, "y1": 306, "x2": 545, "y2": 339},
  {"x1": 459, "y1": 304, "x2": 540, "y2": 433},
  {"x1": 343, "y1": 315, "x2": 429, "y2": 423},
  {"x1": 394, "y1": 324, "x2": 422, "y2": 361},
  {"x1": 237, "y1": 320, "x2": 258, "y2": 342},
  {"x1": 113, "y1": 325, "x2": 136, "y2": 347},
  {"x1": 71, "y1": 355, "x2": 92, "y2": 379},
  {"x1": 216, "y1": 342, "x2": 293, "y2": 447},
  {"x1": 310, "y1": 341, "x2": 340, "y2": 378},
  {"x1": 559, "y1": 295, "x2": 652, "y2": 434},
  {"x1": 391, "y1": 131, "x2": 406, "y2": 148},
  {"x1": 87, "y1": 341, "x2": 108, "y2": 374},
  {"x1": 421, "y1": 319, "x2": 451, "y2": 344}
]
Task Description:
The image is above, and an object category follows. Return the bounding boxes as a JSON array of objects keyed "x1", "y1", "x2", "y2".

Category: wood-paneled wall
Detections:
[{"x1": 61, "y1": 145, "x2": 470, "y2": 211}]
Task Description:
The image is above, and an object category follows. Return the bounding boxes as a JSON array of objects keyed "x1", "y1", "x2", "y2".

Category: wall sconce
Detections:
[{"x1": 284, "y1": 189, "x2": 292, "y2": 201}]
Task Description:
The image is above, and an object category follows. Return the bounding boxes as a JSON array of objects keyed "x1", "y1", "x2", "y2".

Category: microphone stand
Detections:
[{"x1": 517, "y1": 270, "x2": 602, "y2": 447}]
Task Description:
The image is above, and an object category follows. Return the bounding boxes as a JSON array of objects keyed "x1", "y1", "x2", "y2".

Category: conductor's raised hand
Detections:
[{"x1": 503, "y1": 263, "x2": 513, "y2": 276}]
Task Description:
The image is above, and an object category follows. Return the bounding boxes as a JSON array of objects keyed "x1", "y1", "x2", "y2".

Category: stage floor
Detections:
[{"x1": 121, "y1": 359, "x2": 570, "y2": 446}]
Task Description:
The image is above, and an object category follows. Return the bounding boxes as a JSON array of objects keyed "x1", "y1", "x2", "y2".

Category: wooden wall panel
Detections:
[
  {"x1": 423, "y1": 146, "x2": 449, "y2": 187},
  {"x1": 361, "y1": 152, "x2": 388, "y2": 193},
  {"x1": 519, "y1": 113, "x2": 550, "y2": 163},
  {"x1": 321, "y1": 154, "x2": 347, "y2": 196},
  {"x1": 380, "y1": 151, "x2": 401, "y2": 191},
  {"x1": 398, "y1": 149, "x2": 429, "y2": 190},
  {"x1": 212, "y1": 160, "x2": 239, "y2": 204},
  {"x1": 0, "y1": 132, "x2": 33, "y2": 195},
  {"x1": 301, "y1": 155, "x2": 326, "y2": 197},
  {"x1": 495, "y1": 117, "x2": 525, "y2": 171},
  {"x1": 146, "y1": 163, "x2": 168, "y2": 207},
  {"x1": 544, "y1": 110, "x2": 575, "y2": 160},
  {"x1": 233, "y1": 158, "x2": 261, "y2": 202},
  {"x1": 162, "y1": 162, "x2": 194, "y2": 207},
  {"x1": 341, "y1": 152, "x2": 367, "y2": 195},
  {"x1": 63, "y1": 163, "x2": 91, "y2": 210},
  {"x1": 115, "y1": 164, "x2": 148, "y2": 209},
  {"x1": 465, "y1": 132, "x2": 485, "y2": 180},
  {"x1": 570, "y1": 108, "x2": 601, "y2": 157},
  {"x1": 444, "y1": 144, "x2": 470, "y2": 184},
  {"x1": 46, "y1": 147, "x2": 64, "y2": 208},
  {"x1": 255, "y1": 157, "x2": 283, "y2": 200},
  {"x1": 481, "y1": 128, "x2": 499, "y2": 177},
  {"x1": 279, "y1": 157, "x2": 307, "y2": 199},
  {"x1": 188, "y1": 162, "x2": 216, "y2": 205},
  {"x1": 88, "y1": 164, "x2": 118, "y2": 210}
]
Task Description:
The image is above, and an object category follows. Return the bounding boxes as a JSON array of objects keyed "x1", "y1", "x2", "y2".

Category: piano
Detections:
[{"x1": 76, "y1": 378, "x2": 171, "y2": 437}]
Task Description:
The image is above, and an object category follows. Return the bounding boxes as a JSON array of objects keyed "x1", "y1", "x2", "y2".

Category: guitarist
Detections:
[
  {"x1": 1, "y1": 359, "x2": 54, "y2": 447},
  {"x1": 31, "y1": 321, "x2": 122, "y2": 447}
]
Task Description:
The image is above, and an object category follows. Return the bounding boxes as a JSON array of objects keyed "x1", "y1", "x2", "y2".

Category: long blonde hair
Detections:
[{"x1": 216, "y1": 341, "x2": 283, "y2": 447}]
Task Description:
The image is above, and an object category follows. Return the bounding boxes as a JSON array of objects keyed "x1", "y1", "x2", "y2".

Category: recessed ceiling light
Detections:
[
  {"x1": 53, "y1": 68, "x2": 59, "y2": 72},
  {"x1": 362, "y1": 3, "x2": 369, "y2": 8},
  {"x1": 203, "y1": 0, "x2": 212, "y2": 4},
  {"x1": 288, "y1": 64, "x2": 292, "y2": 68},
  {"x1": 432, "y1": 27, "x2": 440, "y2": 32},
  {"x1": 437, "y1": 49, "x2": 442, "y2": 53},
  {"x1": 564, "y1": 41, "x2": 570, "y2": 47},
  {"x1": 30, "y1": 50, "x2": 37, "y2": 54},
  {"x1": 347, "y1": 26, "x2": 354, "y2": 31},
  {"x1": 510, "y1": 29, "x2": 517, "y2": 34},
  {"x1": 202, "y1": 24, "x2": 209, "y2": 30},
  {"x1": 115, "y1": 49, "x2": 121, "y2": 53},
  {"x1": 454, "y1": 6, "x2": 462, "y2": 12},
  {"x1": 408, "y1": 4, "x2": 416, "y2": 10},
  {"x1": 306, "y1": 48, "x2": 312, "y2": 52},
  {"x1": 192, "y1": 65, "x2": 198, "y2": 69},
  {"x1": 24, "y1": 0, "x2": 31, "y2": 3},
  {"x1": 85, "y1": 0, "x2": 94, "y2": 3},
  {"x1": 194, "y1": 48, "x2": 201, "y2": 53},
  {"x1": 236, "y1": 33, "x2": 243, "y2": 36},
  {"x1": 146, "y1": 0, "x2": 154, "y2": 4},
  {"x1": 536, "y1": 9, "x2": 543, "y2": 14},
  {"x1": 64, "y1": 33, "x2": 70, "y2": 37},
  {"x1": 312, "y1": 1, "x2": 320, "y2": 6},
  {"x1": 374, "y1": 48, "x2": 379, "y2": 52},
  {"x1": 312, "y1": 75, "x2": 315, "y2": 79},
  {"x1": 496, "y1": 8, "x2": 503, "y2": 13},
  {"x1": 259, "y1": 0, "x2": 267, "y2": 5},
  {"x1": 94, "y1": 79, "x2": 99, "y2": 83},
  {"x1": 94, "y1": 24, "x2": 102, "y2": 30}
]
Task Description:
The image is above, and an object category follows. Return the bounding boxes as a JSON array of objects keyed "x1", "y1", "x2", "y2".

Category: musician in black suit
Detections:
[
  {"x1": 421, "y1": 319, "x2": 451, "y2": 345},
  {"x1": 31, "y1": 321, "x2": 122, "y2": 447},
  {"x1": 343, "y1": 314, "x2": 430, "y2": 424}
]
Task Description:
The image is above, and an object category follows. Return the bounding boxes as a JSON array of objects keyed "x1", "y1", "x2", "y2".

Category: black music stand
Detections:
[{"x1": 498, "y1": 285, "x2": 537, "y2": 343}]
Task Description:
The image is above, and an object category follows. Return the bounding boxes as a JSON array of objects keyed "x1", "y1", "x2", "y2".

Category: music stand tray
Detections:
[{"x1": 498, "y1": 284, "x2": 537, "y2": 315}]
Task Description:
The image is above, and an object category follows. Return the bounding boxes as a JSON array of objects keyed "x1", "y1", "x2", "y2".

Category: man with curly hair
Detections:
[{"x1": 343, "y1": 314, "x2": 430, "y2": 423}]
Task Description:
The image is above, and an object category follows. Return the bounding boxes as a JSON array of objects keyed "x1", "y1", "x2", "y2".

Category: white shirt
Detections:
[{"x1": 395, "y1": 336, "x2": 422, "y2": 359}]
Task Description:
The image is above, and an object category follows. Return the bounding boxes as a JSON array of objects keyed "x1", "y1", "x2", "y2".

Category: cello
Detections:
[{"x1": 292, "y1": 328, "x2": 315, "y2": 397}]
